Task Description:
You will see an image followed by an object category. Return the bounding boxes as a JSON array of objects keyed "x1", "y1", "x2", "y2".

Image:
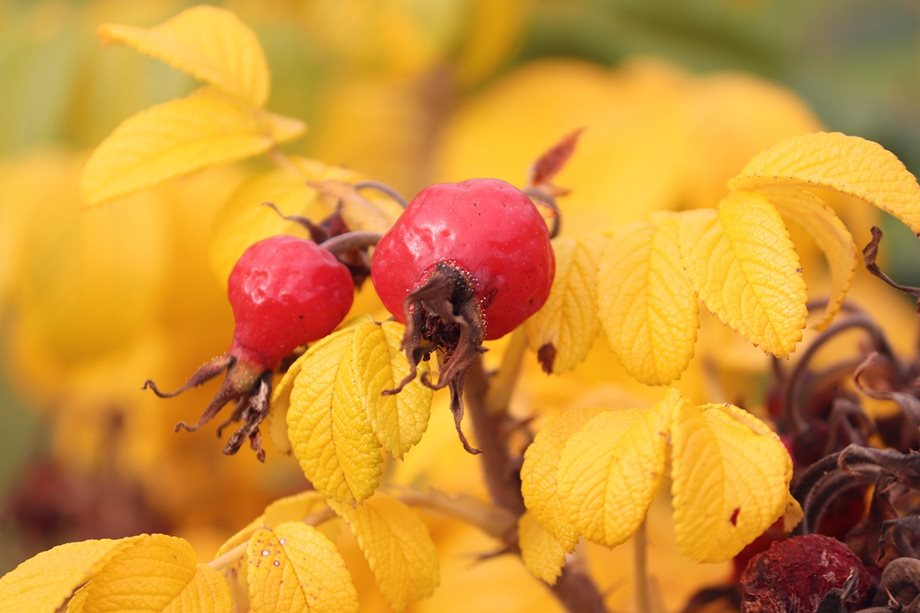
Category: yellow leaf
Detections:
[
  {"x1": 524, "y1": 236, "x2": 602, "y2": 374},
  {"x1": 555, "y1": 392, "x2": 677, "y2": 548},
  {"x1": 0, "y1": 538, "x2": 128, "y2": 611},
  {"x1": 758, "y1": 186, "x2": 857, "y2": 330},
  {"x1": 208, "y1": 159, "x2": 358, "y2": 281},
  {"x1": 598, "y1": 219, "x2": 698, "y2": 385},
  {"x1": 518, "y1": 511, "x2": 566, "y2": 586},
  {"x1": 352, "y1": 321, "x2": 433, "y2": 458},
  {"x1": 670, "y1": 402, "x2": 793, "y2": 562},
  {"x1": 678, "y1": 192, "x2": 807, "y2": 357},
  {"x1": 262, "y1": 491, "x2": 329, "y2": 528},
  {"x1": 521, "y1": 406, "x2": 607, "y2": 551},
  {"x1": 265, "y1": 350, "x2": 309, "y2": 456},
  {"x1": 99, "y1": 5, "x2": 270, "y2": 107},
  {"x1": 81, "y1": 87, "x2": 305, "y2": 206},
  {"x1": 330, "y1": 493, "x2": 439, "y2": 611},
  {"x1": 75, "y1": 534, "x2": 231, "y2": 612},
  {"x1": 287, "y1": 328, "x2": 383, "y2": 504},
  {"x1": 729, "y1": 132, "x2": 920, "y2": 235},
  {"x1": 247, "y1": 522, "x2": 358, "y2": 613}
]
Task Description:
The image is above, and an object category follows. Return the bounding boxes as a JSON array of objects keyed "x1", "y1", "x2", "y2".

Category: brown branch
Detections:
[{"x1": 464, "y1": 356, "x2": 608, "y2": 612}]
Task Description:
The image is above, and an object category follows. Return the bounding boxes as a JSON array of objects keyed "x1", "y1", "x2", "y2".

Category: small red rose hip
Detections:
[
  {"x1": 228, "y1": 235, "x2": 354, "y2": 367},
  {"x1": 740, "y1": 534, "x2": 871, "y2": 612},
  {"x1": 371, "y1": 178, "x2": 554, "y2": 451},
  {"x1": 144, "y1": 235, "x2": 354, "y2": 461}
]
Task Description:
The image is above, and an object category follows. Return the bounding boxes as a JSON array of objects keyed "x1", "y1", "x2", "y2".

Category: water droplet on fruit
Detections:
[{"x1": 272, "y1": 560, "x2": 280, "y2": 567}]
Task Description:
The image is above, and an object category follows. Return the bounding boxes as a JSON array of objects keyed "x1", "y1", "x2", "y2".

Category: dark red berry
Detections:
[
  {"x1": 145, "y1": 235, "x2": 355, "y2": 460},
  {"x1": 370, "y1": 178, "x2": 554, "y2": 452},
  {"x1": 740, "y1": 534, "x2": 871, "y2": 612},
  {"x1": 372, "y1": 178, "x2": 554, "y2": 341}
]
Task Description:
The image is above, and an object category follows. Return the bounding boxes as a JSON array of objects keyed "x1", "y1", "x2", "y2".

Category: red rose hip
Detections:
[
  {"x1": 372, "y1": 178, "x2": 554, "y2": 340},
  {"x1": 145, "y1": 235, "x2": 355, "y2": 461},
  {"x1": 371, "y1": 178, "x2": 554, "y2": 452}
]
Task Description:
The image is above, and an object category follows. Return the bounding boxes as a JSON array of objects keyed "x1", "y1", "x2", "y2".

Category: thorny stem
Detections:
[
  {"x1": 634, "y1": 519, "x2": 652, "y2": 613},
  {"x1": 464, "y1": 355, "x2": 608, "y2": 612}
]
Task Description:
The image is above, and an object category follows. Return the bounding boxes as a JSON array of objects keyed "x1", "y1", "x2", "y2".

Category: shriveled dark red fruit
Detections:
[
  {"x1": 740, "y1": 534, "x2": 872, "y2": 612},
  {"x1": 145, "y1": 235, "x2": 354, "y2": 460},
  {"x1": 371, "y1": 178, "x2": 555, "y2": 452}
]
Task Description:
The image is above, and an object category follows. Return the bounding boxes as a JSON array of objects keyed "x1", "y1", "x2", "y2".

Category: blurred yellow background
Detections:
[{"x1": 0, "y1": 0, "x2": 918, "y2": 610}]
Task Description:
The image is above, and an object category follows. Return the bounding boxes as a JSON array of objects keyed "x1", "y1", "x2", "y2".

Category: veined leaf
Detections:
[
  {"x1": 729, "y1": 132, "x2": 920, "y2": 235},
  {"x1": 521, "y1": 406, "x2": 608, "y2": 551},
  {"x1": 329, "y1": 494, "x2": 439, "y2": 611},
  {"x1": 598, "y1": 219, "x2": 698, "y2": 385},
  {"x1": 265, "y1": 349, "x2": 309, "y2": 455},
  {"x1": 0, "y1": 538, "x2": 130, "y2": 611},
  {"x1": 246, "y1": 522, "x2": 358, "y2": 613},
  {"x1": 81, "y1": 87, "x2": 304, "y2": 206},
  {"x1": 556, "y1": 392, "x2": 679, "y2": 548},
  {"x1": 759, "y1": 186, "x2": 857, "y2": 330},
  {"x1": 524, "y1": 235, "x2": 602, "y2": 374},
  {"x1": 352, "y1": 321, "x2": 432, "y2": 458},
  {"x1": 99, "y1": 6, "x2": 270, "y2": 107},
  {"x1": 670, "y1": 402, "x2": 793, "y2": 562},
  {"x1": 287, "y1": 327, "x2": 383, "y2": 504},
  {"x1": 678, "y1": 192, "x2": 808, "y2": 357},
  {"x1": 518, "y1": 511, "x2": 566, "y2": 586},
  {"x1": 71, "y1": 534, "x2": 231, "y2": 612}
]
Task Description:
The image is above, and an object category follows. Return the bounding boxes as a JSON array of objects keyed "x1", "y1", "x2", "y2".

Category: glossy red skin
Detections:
[
  {"x1": 228, "y1": 236, "x2": 354, "y2": 368},
  {"x1": 371, "y1": 179, "x2": 555, "y2": 340}
]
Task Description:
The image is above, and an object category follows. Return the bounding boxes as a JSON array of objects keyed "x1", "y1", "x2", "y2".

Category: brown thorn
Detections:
[
  {"x1": 319, "y1": 231, "x2": 382, "y2": 255},
  {"x1": 143, "y1": 355, "x2": 233, "y2": 398},
  {"x1": 864, "y1": 226, "x2": 920, "y2": 306}
]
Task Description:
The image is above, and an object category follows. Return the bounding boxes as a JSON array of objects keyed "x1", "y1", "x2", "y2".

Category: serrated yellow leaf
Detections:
[
  {"x1": 729, "y1": 132, "x2": 920, "y2": 235},
  {"x1": 678, "y1": 192, "x2": 807, "y2": 357},
  {"x1": 352, "y1": 321, "x2": 432, "y2": 458},
  {"x1": 81, "y1": 87, "x2": 305, "y2": 206},
  {"x1": 518, "y1": 511, "x2": 566, "y2": 586},
  {"x1": 598, "y1": 220, "x2": 698, "y2": 385},
  {"x1": 247, "y1": 522, "x2": 358, "y2": 613},
  {"x1": 288, "y1": 328, "x2": 383, "y2": 504},
  {"x1": 0, "y1": 538, "x2": 128, "y2": 611},
  {"x1": 556, "y1": 393, "x2": 678, "y2": 548},
  {"x1": 759, "y1": 186, "x2": 857, "y2": 330},
  {"x1": 521, "y1": 406, "x2": 608, "y2": 551},
  {"x1": 99, "y1": 6, "x2": 270, "y2": 107},
  {"x1": 524, "y1": 236, "x2": 602, "y2": 374},
  {"x1": 670, "y1": 402, "x2": 792, "y2": 562},
  {"x1": 329, "y1": 493, "x2": 439, "y2": 611},
  {"x1": 265, "y1": 350, "x2": 309, "y2": 456},
  {"x1": 75, "y1": 534, "x2": 231, "y2": 612}
]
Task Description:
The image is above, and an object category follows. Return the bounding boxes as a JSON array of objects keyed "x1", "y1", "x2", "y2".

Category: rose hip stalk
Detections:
[
  {"x1": 145, "y1": 235, "x2": 355, "y2": 461},
  {"x1": 371, "y1": 178, "x2": 555, "y2": 452}
]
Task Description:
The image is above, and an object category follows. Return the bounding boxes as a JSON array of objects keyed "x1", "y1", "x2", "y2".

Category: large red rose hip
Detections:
[
  {"x1": 371, "y1": 178, "x2": 555, "y2": 452},
  {"x1": 372, "y1": 178, "x2": 555, "y2": 340}
]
